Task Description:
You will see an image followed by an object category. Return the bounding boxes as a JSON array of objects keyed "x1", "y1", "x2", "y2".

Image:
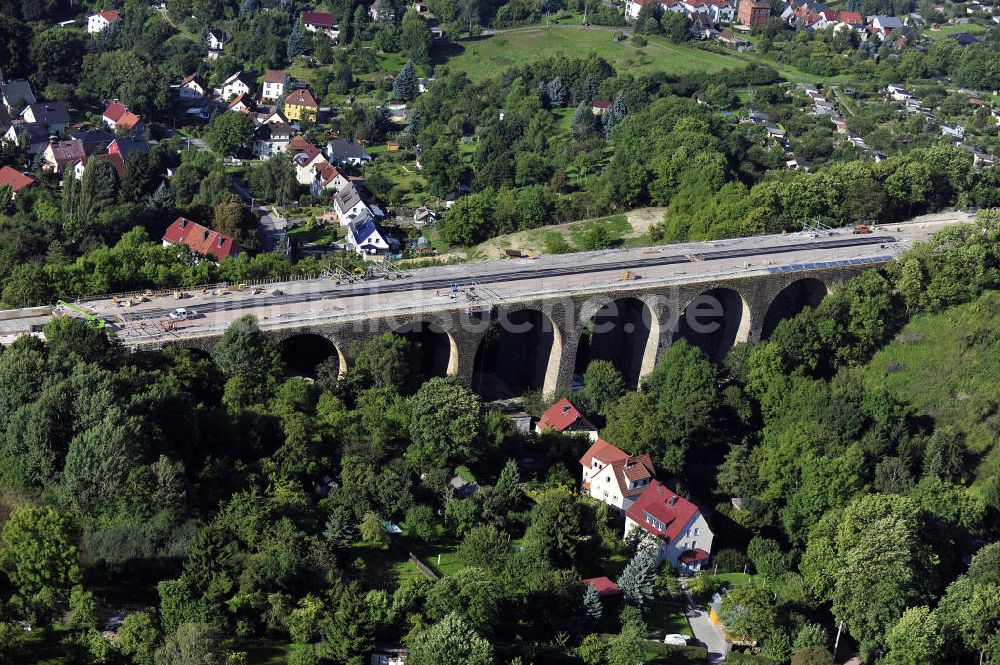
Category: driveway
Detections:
[{"x1": 680, "y1": 581, "x2": 729, "y2": 663}]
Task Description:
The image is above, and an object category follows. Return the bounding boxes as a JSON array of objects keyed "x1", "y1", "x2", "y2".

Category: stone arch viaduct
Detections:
[{"x1": 168, "y1": 265, "x2": 859, "y2": 399}]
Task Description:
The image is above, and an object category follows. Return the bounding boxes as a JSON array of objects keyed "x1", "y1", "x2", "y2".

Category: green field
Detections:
[
  {"x1": 441, "y1": 26, "x2": 748, "y2": 81},
  {"x1": 858, "y1": 290, "x2": 1000, "y2": 483},
  {"x1": 925, "y1": 22, "x2": 988, "y2": 39}
]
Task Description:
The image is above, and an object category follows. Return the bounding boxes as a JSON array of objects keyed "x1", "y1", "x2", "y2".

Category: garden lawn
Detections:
[
  {"x1": 441, "y1": 26, "x2": 747, "y2": 82},
  {"x1": 925, "y1": 22, "x2": 988, "y2": 39},
  {"x1": 236, "y1": 639, "x2": 296, "y2": 665},
  {"x1": 410, "y1": 538, "x2": 465, "y2": 577},
  {"x1": 645, "y1": 600, "x2": 694, "y2": 639}
]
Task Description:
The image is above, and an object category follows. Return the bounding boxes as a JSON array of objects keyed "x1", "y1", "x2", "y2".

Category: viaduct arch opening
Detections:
[
  {"x1": 575, "y1": 298, "x2": 656, "y2": 389},
  {"x1": 279, "y1": 333, "x2": 343, "y2": 378},
  {"x1": 674, "y1": 288, "x2": 749, "y2": 363},
  {"x1": 761, "y1": 278, "x2": 828, "y2": 339},
  {"x1": 472, "y1": 309, "x2": 558, "y2": 400},
  {"x1": 394, "y1": 321, "x2": 457, "y2": 383}
]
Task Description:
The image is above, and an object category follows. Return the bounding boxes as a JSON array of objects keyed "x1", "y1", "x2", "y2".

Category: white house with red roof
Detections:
[
  {"x1": 162, "y1": 217, "x2": 240, "y2": 262},
  {"x1": 302, "y1": 11, "x2": 340, "y2": 40},
  {"x1": 102, "y1": 100, "x2": 146, "y2": 138},
  {"x1": 580, "y1": 439, "x2": 656, "y2": 512},
  {"x1": 535, "y1": 397, "x2": 598, "y2": 440},
  {"x1": 625, "y1": 480, "x2": 714, "y2": 572},
  {"x1": 87, "y1": 10, "x2": 121, "y2": 34}
]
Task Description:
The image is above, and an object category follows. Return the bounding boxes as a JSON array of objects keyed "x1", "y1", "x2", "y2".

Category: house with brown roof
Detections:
[
  {"x1": 262, "y1": 70, "x2": 289, "y2": 102},
  {"x1": 162, "y1": 217, "x2": 240, "y2": 262},
  {"x1": 580, "y1": 439, "x2": 656, "y2": 512},
  {"x1": 284, "y1": 88, "x2": 319, "y2": 122},
  {"x1": 41, "y1": 139, "x2": 86, "y2": 173},
  {"x1": 179, "y1": 75, "x2": 209, "y2": 100},
  {"x1": 535, "y1": 397, "x2": 599, "y2": 440},
  {"x1": 302, "y1": 11, "x2": 340, "y2": 40},
  {"x1": 0, "y1": 166, "x2": 35, "y2": 199},
  {"x1": 625, "y1": 480, "x2": 714, "y2": 571}
]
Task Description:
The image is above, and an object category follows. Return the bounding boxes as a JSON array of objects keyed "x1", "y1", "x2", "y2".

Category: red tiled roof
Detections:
[
  {"x1": 580, "y1": 438, "x2": 628, "y2": 468},
  {"x1": 99, "y1": 9, "x2": 121, "y2": 22},
  {"x1": 162, "y1": 217, "x2": 240, "y2": 261},
  {"x1": 820, "y1": 8, "x2": 836, "y2": 20},
  {"x1": 592, "y1": 99, "x2": 612, "y2": 108},
  {"x1": 302, "y1": 11, "x2": 335, "y2": 26},
  {"x1": 679, "y1": 548, "x2": 710, "y2": 564},
  {"x1": 582, "y1": 577, "x2": 621, "y2": 597},
  {"x1": 293, "y1": 145, "x2": 322, "y2": 166},
  {"x1": 181, "y1": 74, "x2": 208, "y2": 89},
  {"x1": 78, "y1": 152, "x2": 126, "y2": 179},
  {"x1": 539, "y1": 398, "x2": 596, "y2": 433},
  {"x1": 0, "y1": 166, "x2": 35, "y2": 192},
  {"x1": 838, "y1": 10, "x2": 862, "y2": 24},
  {"x1": 625, "y1": 480, "x2": 700, "y2": 544},
  {"x1": 104, "y1": 101, "x2": 142, "y2": 129},
  {"x1": 285, "y1": 88, "x2": 318, "y2": 108},
  {"x1": 315, "y1": 160, "x2": 346, "y2": 185}
]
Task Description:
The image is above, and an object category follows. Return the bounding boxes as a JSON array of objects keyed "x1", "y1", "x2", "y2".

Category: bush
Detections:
[
  {"x1": 686, "y1": 574, "x2": 724, "y2": 600},
  {"x1": 713, "y1": 548, "x2": 750, "y2": 573},
  {"x1": 631, "y1": 34, "x2": 648, "y2": 47}
]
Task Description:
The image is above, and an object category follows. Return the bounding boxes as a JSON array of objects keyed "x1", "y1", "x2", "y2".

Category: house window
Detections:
[{"x1": 693, "y1": 527, "x2": 700, "y2": 536}]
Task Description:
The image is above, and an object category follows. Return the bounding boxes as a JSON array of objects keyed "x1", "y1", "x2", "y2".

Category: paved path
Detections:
[{"x1": 680, "y1": 580, "x2": 729, "y2": 663}]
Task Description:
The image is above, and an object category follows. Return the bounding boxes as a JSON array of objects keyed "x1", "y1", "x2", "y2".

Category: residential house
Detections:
[
  {"x1": 179, "y1": 75, "x2": 209, "y2": 100},
  {"x1": 311, "y1": 161, "x2": 349, "y2": 196},
  {"x1": 950, "y1": 31, "x2": 977, "y2": 45},
  {"x1": 738, "y1": 0, "x2": 771, "y2": 26},
  {"x1": 4, "y1": 122, "x2": 49, "y2": 155},
  {"x1": 689, "y1": 12, "x2": 719, "y2": 38},
  {"x1": 413, "y1": 207, "x2": 436, "y2": 225},
  {"x1": 293, "y1": 143, "x2": 327, "y2": 185},
  {"x1": 940, "y1": 123, "x2": 964, "y2": 139},
  {"x1": 222, "y1": 71, "x2": 256, "y2": 101},
  {"x1": 683, "y1": 0, "x2": 736, "y2": 23},
  {"x1": 257, "y1": 108, "x2": 290, "y2": 126},
  {"x1": 592, "y1": 99, "x2": 611, "y2": 116},
  {"x1": 334, "y1": 182, "x2": 374, "y2": 225},
  {"x1": 0, "y1": 166, "x2": 35, "y2": 199},
  {"x1": 624, "y1": 480, "x2": 714, "y2": 571},
  {"x1": 253, "y1": 122, "x2": 292, "y2": 158},
  {"x1": 579, "y1": 438, "x2": 656, "y2": 512},
  {"x1": 22, "y1": 102, "x2": 69, "y2": 136},
  {"x1": 417, "y1": 77, "x2": 435, "y2": 93},
  {"x1": 72, "y1": 152, "x2": 125, "y2": 181},
  {"x1": 108, "y1": 136, "x2": 150, "y2": 162},
  {"x1": 869, "y1": 14, "x2": 903, "y2": 38},
  {"x1": 87, "y1": 10, "x2": 121, "y2": 34},
  {"x1": 885, "y1": 83, "x2": 913, "y2": 101},
  {"x1": 41, "y1": 139, "x2": 86, "y2": 173},
  {"x1": 207, "y1": 29, "x2": 226, "y2": 57},
  {"x1": 534, "y1": 397, "x2": 599, "y2": 440},
  {"x1": 786, "y1": 155, "x2": 813, "y2": 170},
  {"x1": 626, "y1": 0, "x2": 653, "y2": 20},
  {"x1": 262, "y1": 70, "x2": 289, "y2": 102},
  {"x1": 369, "y1": 0, "x2": 383, "y2": 20},
  {"x1": 302, "y1": 11, "x2": 340, "y2": 40},
  {"x1": 0, "y1": 79, "x2": 36, "y2": 114},
  {"x1": 837, "y1": 10, "x2": 863, "y2": 26},
  {"x1": 718, "y1": 29, "x2": 750, "y2": 49},
  {"x1": 327, "y1": 139, "x2": 372, "y2": 166},
  {"x1": 162, "y1": 217, "x2": 241, "y2": 262},
  {"x1": 70, "y1": 129, "x2": 115, "y2": 155},
  {"x1": 227, "y1": 93, "x2": 257, "y2": 115},
  {"x1": 102, "y1": 100, "x2": 146, "y2": 137},
  {"x1": 284, "y1": 88, "x2": 319, "y2": 122},
  {"x1": 370, "y1": 647, "x2": 408, "y2": 665},
  {"x1": 346, "y1": 216, "x2": 399, "y2": 258}
]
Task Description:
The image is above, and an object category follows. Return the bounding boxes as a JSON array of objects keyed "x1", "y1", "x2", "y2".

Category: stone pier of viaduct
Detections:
[{"x1": 164, "y1": 263, "x2": 868, "y2": 398}]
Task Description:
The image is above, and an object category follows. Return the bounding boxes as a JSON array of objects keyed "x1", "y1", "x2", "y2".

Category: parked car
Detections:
[
  {"x1": 663, "y1": 634, "x2": 689, "y2": 646},
  {"x1": 168, "y1": 307, "x2": 195, "y2": 320}
]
